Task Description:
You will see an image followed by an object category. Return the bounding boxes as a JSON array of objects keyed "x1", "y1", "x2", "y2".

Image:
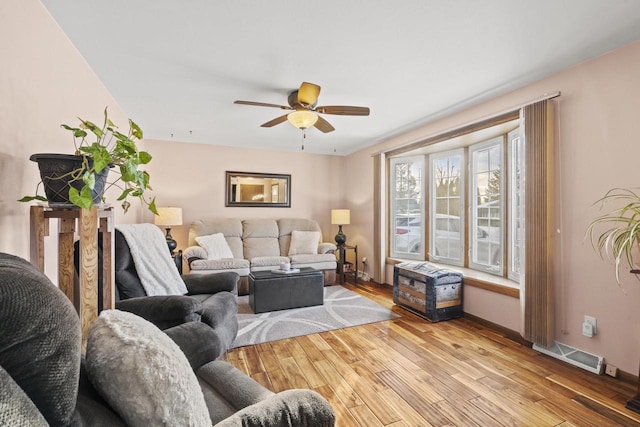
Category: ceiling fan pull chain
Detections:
[{"x1": 301, "y1": 130, "x2": 306, "y2": 151}]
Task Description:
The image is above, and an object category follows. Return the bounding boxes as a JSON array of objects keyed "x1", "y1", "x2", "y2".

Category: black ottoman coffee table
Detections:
[{"x1": 249, "y1": 267, "x2": 324, "y2": 313}]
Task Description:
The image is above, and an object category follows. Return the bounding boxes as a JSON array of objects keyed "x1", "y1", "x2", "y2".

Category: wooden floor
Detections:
[{"x1": 222, "y1": 281, "x2": 640, "y2": 426}]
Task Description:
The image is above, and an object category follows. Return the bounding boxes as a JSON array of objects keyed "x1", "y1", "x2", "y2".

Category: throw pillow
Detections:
[
  {"x1": 85, "y1": 310, "x2": 211, "y2": 427},
  {"x1": 288, "y1": 230, "x2": 321, "y2": 255},
  {"x1": 195, "y1": 233, "x2": 234, "y2": 260}
]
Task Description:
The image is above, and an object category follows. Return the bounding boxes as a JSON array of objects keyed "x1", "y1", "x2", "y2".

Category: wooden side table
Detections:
[
  {"x1": 30, "y1": 205, "x2": 114, "y2": 348},
  {"x1": 173, "y1": 249, "x2": 183, "y2": 274},
  {"x1": 337, "y1": 244, "x2": 358, "y2": 285}
]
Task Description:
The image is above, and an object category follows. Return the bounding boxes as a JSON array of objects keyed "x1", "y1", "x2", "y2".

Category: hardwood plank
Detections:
[
  {"x1": 325, "y1": 356, "x2": 400, "y2": 424},
  {"x1": 292, "y1": 354, "x2": 326, "y2": 388},
  {"x1": 313, "y1": 358, "x2": 363, "y2": 408},
  {"x1": 349, "y1": 360, "x2": 391, "y2": 393},
  {"x1": 242, "y1": 344, "x2": 266, "y2": 375},
  {"x1": 254, "y1": 342, "x2": 280, "y2": 372},
  {"x1": 417, "y1": 342, "x2": 483, "y2": 379},
  {"x1": 293, "y1": 334, "x2": 326, "y2": 361},
  {"x1": 348, "y1": 403, "x2": 386, "y2": 427},
  {"x1": 264, "y1": 366, "x2": 293, "y2": 393},
  {"x1": 222, "y1": 282, "x2": 640, "y2": 426},
  {"x1": 269, "y1": 340, "x2": 293, "y2": 361},
  {"x1": 467, "y1": 396, "x2": 523, "y2": 427},
  {"x1": 432, "y1": 399, "x2": 492, "y2": 427},
  {"x1": 537, "y1": 396, "x2": 624, "y2": 427},
  {"x1": 573, "y1": 395, "x2": 640, "y2": 426},
  {"x1": 377, "y1": 388, "x2": 435, "y2": 427},
  {"x1": 282, "y1": 338, "x2": 308, "y2": 360},
  {"x1": 314, "y1": 384, "x2": 359, "y2": 426},
  {"x1": 321, "y1": 330, "x2": 362, "y2": 364},
  {"x1": 376, "y1": 369, "x2": 451, "y2": 426},
  {"x1": 547, "y1": 374, "x2": 640, "y2": 424},
  {"x1": 249, "y1": 371, "x2": 273, "y2": 390},
  {"x1": 452, "y1": 371, "x2": 552, "y2": 425},
  {"x1": 277, "y1": 356, "x2": 310, "y2": 389}
]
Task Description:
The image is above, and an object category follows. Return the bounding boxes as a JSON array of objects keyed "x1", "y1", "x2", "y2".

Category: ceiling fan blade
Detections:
[
  {"x1": 315, "y1": 105, "x2": 370, "y2": 116},
  {"x1": 314, "y1": 115, "x2": 335, "y2": 133},
  {"x1": 234, "y1": 100, "x2": 292, "y2": 110},
  {"x1": 297, "y1": 82, "x2": 321, "y2": 107},
  {"x1": 261, "y1": 114, "x2": 289, "y2": 128}
]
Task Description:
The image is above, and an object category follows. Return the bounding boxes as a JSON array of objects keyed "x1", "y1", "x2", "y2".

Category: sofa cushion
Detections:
[
  {"x1": 288, "y1": 230, "x2": 321, "y2": 255},
  {"x1": 196, "y1": 233, "x2": 234, "y2": 260},
  {"x1": 191, "y1": 258, "x2": 250, "y2": 271},
  {"x1": 250, "y1": 256, "x2": 290, "y2": 268},
  {"x1": 288, "y1": 253, "x2": 337, "y2": 264},
  {"x1": 190, "y1": 219, "x2": 244, "y2": 259},
  {"x1": 242, "y1": 219, "x2": 281, "y2": 259},
  {"x1": 277, "y1": 218, "x2": 323, "y2": 256},
  {"x1": 289, "y1": 253, "x2": 337, "y2": 270},
  {"x1": 242, "y1": 219, "x2": 279, "y2": 238},
  {"x1": 85, "y1": 310, "x2": 211, "y2": 427}
]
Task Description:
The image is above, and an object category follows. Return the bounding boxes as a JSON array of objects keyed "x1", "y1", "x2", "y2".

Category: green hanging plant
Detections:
[{"x1": 20, "y1": 107, "x2": 157, "y2": 214}]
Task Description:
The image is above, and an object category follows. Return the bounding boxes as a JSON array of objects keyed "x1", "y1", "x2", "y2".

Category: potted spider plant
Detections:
[
  {"x1": 586, "y1": 187, "x2": 640, "y2": 285},
  {"x1": 19, "y1": 107, "x2": 157, "y2": 214}
]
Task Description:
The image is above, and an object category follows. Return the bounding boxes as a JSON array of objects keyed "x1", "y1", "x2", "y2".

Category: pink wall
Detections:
[
  {"x1": 0, "y1": 0, "x2": 145, "y2": 279},
  {"x1": 140, "y1": 139, "x2": 346, "y2": 249},
  {"x1": 344, "y1": 41, "x2": 640, "y2": 374}
]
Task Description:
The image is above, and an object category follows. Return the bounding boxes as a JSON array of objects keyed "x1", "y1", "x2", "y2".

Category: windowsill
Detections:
[{"x1": 386, "y1": 257, "x2": 520, "y2": 299}]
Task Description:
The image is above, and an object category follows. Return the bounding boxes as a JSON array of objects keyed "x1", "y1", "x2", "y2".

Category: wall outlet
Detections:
[
  {"x1": 605, "y1": 364, "x2": 618, "y2": 377},
  {"x1": 584, "y1": 315, "x2": 597, "y2": 335},
  {"x1": 362, "y1": 257, "x2": 367, "y2": 264},
  {"x1": 582, "y1": 322, "x2": 594, "y2": 337}
]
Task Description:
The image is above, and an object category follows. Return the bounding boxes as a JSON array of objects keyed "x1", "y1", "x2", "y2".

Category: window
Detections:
[
  {"x1": 390, "y1": 156, "x2": 424, "y2": 259},
  {"x1": 388, "y1": 120, "x2": 522, "y2": 284},
  {"x1": 430, "y1": 150, "x2": 464, "y2": 265},
  {"x1": 469, "y1": 137, "x2": 503, "y2": 273}
]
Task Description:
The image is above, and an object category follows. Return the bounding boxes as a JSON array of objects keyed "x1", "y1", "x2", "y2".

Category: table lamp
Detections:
[
  {"x1": 154, "y1": 207, "x2": 183, "y2": 254},
  {"x1": 331, "y1": 209, "x2": 350, "y2": 246}
]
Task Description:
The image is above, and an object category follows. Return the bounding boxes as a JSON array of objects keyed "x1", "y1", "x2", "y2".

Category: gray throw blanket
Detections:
[{"x1": 116, "y1": 224, "x2": 187, "y2": 296}]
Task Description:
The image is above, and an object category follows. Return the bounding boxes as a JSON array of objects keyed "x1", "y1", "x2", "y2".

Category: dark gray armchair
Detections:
[
  {"x1": 0, "y1": 252, "x2": 336, "y2": 426},
  {"x1": 114, "y1": 229, "x2": 239, "y2": 357}
]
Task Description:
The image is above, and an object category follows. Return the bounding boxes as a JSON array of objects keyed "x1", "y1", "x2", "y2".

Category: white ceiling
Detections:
[{"x1": 41, "y1": 0, "x2": 640, "y2": 155}]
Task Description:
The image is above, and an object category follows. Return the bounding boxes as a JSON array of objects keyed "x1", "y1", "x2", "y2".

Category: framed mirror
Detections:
[{"x1": 225, "y1": 171, "x2": 291, "y2": 207}]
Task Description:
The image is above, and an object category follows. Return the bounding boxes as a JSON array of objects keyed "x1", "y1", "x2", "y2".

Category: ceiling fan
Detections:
[{"x1": 234, "y1": 82, "x2": 370, "y2": 133}]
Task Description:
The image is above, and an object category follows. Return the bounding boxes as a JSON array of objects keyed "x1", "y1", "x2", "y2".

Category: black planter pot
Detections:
[{"x1": 30, "y1": 153, "x2": 110, "y2": 206}]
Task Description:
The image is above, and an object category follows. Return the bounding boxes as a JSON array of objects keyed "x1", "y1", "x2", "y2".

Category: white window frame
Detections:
[
  {"x1": 390, "y1": 156, "x2": 425, "y2": 260},
  {"x1": 508, "y1": 128, "x2": 524, "y2": 282},
  {"x1": 429, "y1": 149, "x2": 465, "y2": 266},
  {"x1": 469, "y1": 137, "x2": 504, "y2": 274}
]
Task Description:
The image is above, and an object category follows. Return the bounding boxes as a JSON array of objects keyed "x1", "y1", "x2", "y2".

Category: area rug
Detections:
[{"x1": 231, "y1": 285, "x2": 400, "y2": 348}]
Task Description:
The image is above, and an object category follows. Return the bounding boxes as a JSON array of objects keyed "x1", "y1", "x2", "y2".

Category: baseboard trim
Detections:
[{"x1": 462, "y1": 312, "x2": 532, "y2": 347}]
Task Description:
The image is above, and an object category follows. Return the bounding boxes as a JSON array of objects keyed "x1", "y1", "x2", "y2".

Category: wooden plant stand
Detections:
[{"x1": 30, "y1": 205, "x2": 114, "y2": 348}]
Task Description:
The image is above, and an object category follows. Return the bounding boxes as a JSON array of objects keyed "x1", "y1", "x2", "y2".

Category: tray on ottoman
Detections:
[{"x1": 249, "y1": 267, "x2": 324, "y2": 313}]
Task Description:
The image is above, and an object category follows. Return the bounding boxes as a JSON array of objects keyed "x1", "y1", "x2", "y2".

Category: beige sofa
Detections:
[{"x1": 184, "y1": 218, "x2": 337, "y2": 294}]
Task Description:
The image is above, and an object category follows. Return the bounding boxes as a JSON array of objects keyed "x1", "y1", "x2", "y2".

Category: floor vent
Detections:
[{"x1": 533, "y1": 341, "x2": 604, "y2": 375}]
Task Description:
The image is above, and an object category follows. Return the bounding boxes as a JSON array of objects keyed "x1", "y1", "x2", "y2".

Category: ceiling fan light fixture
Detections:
[{"x1": 287, "y1": 110, "x2": 318, "y2": 129}]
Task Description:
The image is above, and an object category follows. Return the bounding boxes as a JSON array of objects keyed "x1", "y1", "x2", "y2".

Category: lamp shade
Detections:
[
  {"x1": 331, "y1": 209, "x2": 350, "y2": 225},
  {"x1": 154, "y1": 207, "x2": 183, "y2": 226},
  {"x1": 287, "y1": 110, "x2": 318, "y2": 129}
]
